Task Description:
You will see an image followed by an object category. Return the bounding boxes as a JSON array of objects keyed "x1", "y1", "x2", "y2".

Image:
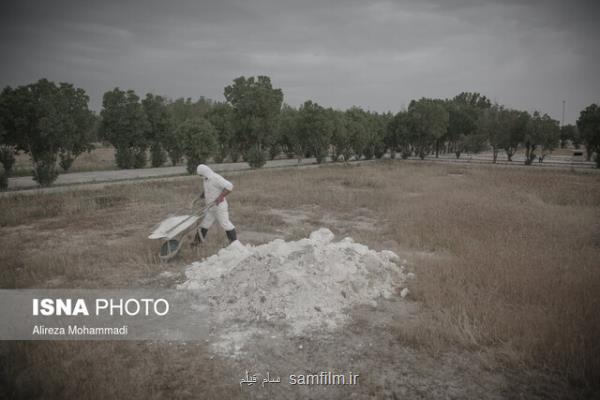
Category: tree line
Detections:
[{"x1": 1, "y1": 76, "x2": 599, "y2": 188}]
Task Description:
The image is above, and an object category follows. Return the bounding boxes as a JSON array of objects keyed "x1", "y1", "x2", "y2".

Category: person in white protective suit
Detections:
[{"x1": 191, "y1": 164, "x2": 238, "y2": 245}]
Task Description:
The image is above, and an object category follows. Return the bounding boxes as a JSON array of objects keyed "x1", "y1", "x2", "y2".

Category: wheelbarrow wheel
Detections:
[{"x1": 159, "y1": 239, "x2": 183, "y2": 262}]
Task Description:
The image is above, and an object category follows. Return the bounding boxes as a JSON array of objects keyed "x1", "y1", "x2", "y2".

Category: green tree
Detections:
[
  {"x1": 0, "y1": 79, "x2": 94, "y2": 186},
  {"x1": 206, "y1": 102, "x2": 235, "y2": 163},
  {"x1": 387, "y1": 110, "x2": 413, "y2": 159},
  {"x1": 0, "y1": 88, "x2": 18, "y2": 189},
  {"x1": 538, "y1": 115, "x2": 560, "y2": 162},
  {"x1": 571, "y1": 127, "x2": 583, "y2": 149},
  {"x1": 296, "y1": 100, "x2": 332, "y2": 163},
  {"x1": 330, "y1": 110, "x2": 352, "y2": 162},
  {"x1": 449, "y1": 93, "x2": 491, "y2": 158},
  {"x1": 0, "y1": 155, "x2": 8, "y2": 190},
  {"x1": 498, "y1": 109, "x2": 529, "y2": 162},
  {"x1": 168, "y1": 97, "x2": 213, "y2": 126},
  {"x1": 277, "y1": 104, "x2": 300, "y2": 159},
  {"x1": 224, "y1": 76, "x2": 283, "y2": 168},
  {"x1": 522, "y1": 111, "x2": 539, "y2": 165},
  {"x1": 167, "y1": 97, "x2": 215, "y2": 169},
  {"x1": 345, "y1": 107, "x2": 370, "y2": 160},
  {"x1": 176, "y1": 118, "x2": 217, "y2": 174},
  {"x1": 447, "y1": 103, "x2": 476, "y2": 158},
  {"x1": 559, "y1": 124, "x2": 577, "y2": 148},
  {"x1": 364, "y1": 112, "x2": 389, "y2": 159},
  {"x1": 523, "y1": 111, "x2": 558, "y2": 165},
  {"x1": 477, "y1": 105, "x2": 502, "y2": 162},
  {"x1": 54, "y1": 84, "x2": 96, "y2": 171},
  {"x1": 452, "y1": 92, "x2": 491, "y2": 109},
  {"x1": 407, "y1": 99, "x2": 449, "y2": 159},
  {"x1": 100, "y1": 88, "x2": 150, "y2": 169},
  {"x1": 142, "y1": 93, "x2": 174, "y2": 167},
  {"x1": 447, "y1": 93, "x2": 490, "y2": 158},
  {"x1": 0, "y1": 141, "x2": 14, "y2": 190},
  {"x1": 577, "y1": 104, "x2": 600, "y2": 166},
  {"x1": 164, "y1": 133, "x2": 184, "y2": 166}
]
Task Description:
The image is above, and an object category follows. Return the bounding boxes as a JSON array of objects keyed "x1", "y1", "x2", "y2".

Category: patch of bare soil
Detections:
[{"x1": 237, "y1": 299, "x2": 495, "y2": 400}]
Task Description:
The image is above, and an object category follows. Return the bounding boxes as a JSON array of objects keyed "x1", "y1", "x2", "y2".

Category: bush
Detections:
[
  {"x1": 186, "y1": 156, "x2": 201, "y2": 174},
  {"x1": 269, "y1": 144, "x2": 280, "y2": 161},
  {"x1": 115, "y1": 146, "x2": 133, "y2": 169},
  {"x1": 230, "y1": 147, "x2": 241, "y2": 163},
  {"x1": 150, "y1": 143, "x2": 167, "y2": 167},
  {"x1": 374, "y1": 143, "x2": 386, "y2": 159},
  {"x1": 0, "y1": 146, "x2": 15, "y2": 190},
  {"x1": 167, "y1": 147, "x2": 183, "y2": 166},
  {"x1": 32, "y1": 156, "x2": 59, "y2": 186},
  {"x1": 0, "y1": 166, "x2": 7, "y2": 191},
  {"x1": 362, "y1": 146, "x2": 374, "y2": 160},
  {"x1": 59, "y1": 152, "x2": 75, "y2": 171},
  {"x1": 213, "y1": 150, "x2": 226, "y2": 164},
  {"x1": 0, "y1": 146, "x2": 16, "y2": 174},
  {"x1": 132, "y1": 148, "x2": 146, "y2": 169},
  {"x1": 246, "y1": 145, "x2": 266, "y2": 168},
  {"x1": 313, "y1": 147, "x2": 328, "y2": 164},
  {"x1": 115, "y1": 146, "x2": 147, "y2": 169}
]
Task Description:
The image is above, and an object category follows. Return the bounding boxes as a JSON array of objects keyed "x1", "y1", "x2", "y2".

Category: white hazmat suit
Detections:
[{"x1": 195, "y1": 165, "x2": 236, "y2": 241}]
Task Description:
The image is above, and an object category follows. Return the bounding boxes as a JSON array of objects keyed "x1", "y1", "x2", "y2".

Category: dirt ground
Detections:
[{"x1": 1, "y1": 161, "x2": 598, "y2": 399}]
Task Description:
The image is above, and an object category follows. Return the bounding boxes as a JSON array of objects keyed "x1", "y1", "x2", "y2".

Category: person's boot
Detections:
[
  {"x1": 191, "y1": 228, "x2": 208, "y2": 247},
  {"x1": 225, "y1": 229, "x2": 237, "y2": 243}
]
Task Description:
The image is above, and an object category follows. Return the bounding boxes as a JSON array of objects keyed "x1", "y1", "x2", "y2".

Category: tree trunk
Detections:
[
  {"x1": 506, "y1": 148, "x2": 514, "y2": 162},
  {"x1": 524, "y1": 144, "x2": 535, "y2": 165},
  {"x1": 0, "y1": 145, "x2": 16, "y2": 175}
]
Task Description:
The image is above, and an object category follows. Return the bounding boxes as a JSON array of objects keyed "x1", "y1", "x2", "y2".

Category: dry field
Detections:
[{"x1": 1, "y1": 161, "x2": 599, "y2": 399}]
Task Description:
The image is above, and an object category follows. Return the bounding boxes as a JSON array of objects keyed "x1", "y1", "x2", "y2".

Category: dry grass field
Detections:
[{"x1": 1, "y1": 161, "x2": 599, "y2": 399}]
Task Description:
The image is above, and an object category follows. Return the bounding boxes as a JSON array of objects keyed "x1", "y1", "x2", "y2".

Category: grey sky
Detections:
[{"x1": 1, "y1": 0, "x2": 598, "y2": 124}]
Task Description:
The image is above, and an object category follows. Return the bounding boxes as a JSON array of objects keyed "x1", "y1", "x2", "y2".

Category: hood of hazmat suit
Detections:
[{"x1": 196, "y1": 164, "x2": 234, "y2": 205}]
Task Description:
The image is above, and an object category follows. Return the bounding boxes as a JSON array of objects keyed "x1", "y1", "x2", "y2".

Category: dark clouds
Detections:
[{"x1": 1, "y1": 0, "x2": 598, "y2": 123}]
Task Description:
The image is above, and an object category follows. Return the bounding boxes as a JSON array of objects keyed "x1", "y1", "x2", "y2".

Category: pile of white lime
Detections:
[{"x1": 178, "y1": 228, "x2": 409, "y2": 340}]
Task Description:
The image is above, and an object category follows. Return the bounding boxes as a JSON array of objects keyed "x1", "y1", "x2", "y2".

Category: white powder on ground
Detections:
[{"x1": 177, "y1": 228, "x2": 408, "y2": 355}]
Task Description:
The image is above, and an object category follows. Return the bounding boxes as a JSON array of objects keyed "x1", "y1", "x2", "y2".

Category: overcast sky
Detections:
[{"x1": 1, "y1": 0, "x2": 598, "y2": 124}]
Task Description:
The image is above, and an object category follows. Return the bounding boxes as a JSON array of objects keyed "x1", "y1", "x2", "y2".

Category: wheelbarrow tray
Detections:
[
  {"x1": 148, "y1": 214, "x2": 200, "y2": 262},
  {"x1": 148, "y1": 214, "x2": 200, "y2": 240},
  {"x1": 149, "y1": 203, "x2": 214, "y2": 262}
]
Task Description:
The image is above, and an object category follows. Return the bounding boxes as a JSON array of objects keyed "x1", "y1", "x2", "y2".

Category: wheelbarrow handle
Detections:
[
  {"x1": 189, "y1": 194, "x2": 202, "y2": 209},
  {"x1": 197, "y1": 200, "x2": 216, "y2": 215}
]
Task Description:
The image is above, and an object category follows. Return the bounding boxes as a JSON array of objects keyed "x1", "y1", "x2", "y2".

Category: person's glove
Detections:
[{"x1": 216, "y1": 194, "x2": 225, "y2": 204}]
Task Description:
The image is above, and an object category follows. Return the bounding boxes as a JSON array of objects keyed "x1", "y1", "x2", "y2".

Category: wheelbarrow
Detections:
[{"x1": 148, "y1": 201, "x2": 215, "y2": 262}]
